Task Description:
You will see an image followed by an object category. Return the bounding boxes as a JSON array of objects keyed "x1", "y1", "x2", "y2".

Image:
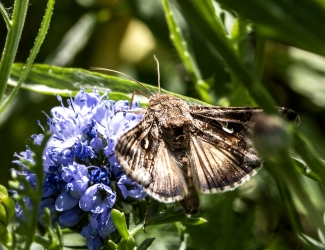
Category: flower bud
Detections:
[{"x1": 0, "y1": 185, "x2": 15, "y2": 232}]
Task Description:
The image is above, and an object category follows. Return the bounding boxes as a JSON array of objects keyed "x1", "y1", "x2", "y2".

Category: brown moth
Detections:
[
  {"x1": 92, "y1": 62, "x2": 300, "y2": 215},
  {"x1": 114, "y1": 94, "x2": 299, "y2": 214}
]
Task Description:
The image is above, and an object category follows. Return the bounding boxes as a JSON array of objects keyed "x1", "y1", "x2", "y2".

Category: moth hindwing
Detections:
[{"x1": 114, "y1": 93, "x2": 300, "y2": 214}]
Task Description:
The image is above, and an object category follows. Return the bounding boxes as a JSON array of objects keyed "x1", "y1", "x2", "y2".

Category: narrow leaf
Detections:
[
  {"x1": 0, "y1": 0, "x2": 29, "y2": 103},
  {"x1": 175, "y1": 0, "x2": 277, "y2": 112},
  {"x1": 137, "y1": 238, "x2": 155, "y2": 250},
  {"x1": 216, "y1": 0, "x2": 325, "y2": 56},
  {"x1": 9, "y1": 63, "x2": 208, "y2": 106},
  {"x1": 162, "y1": 0, "x2": 212, "y2": 103},
  {"x1": 1, "y1": 0, "x2": 55, "y2": 113},
  {"x1": 111, "y1": 209, "x2": 130, "y2": 241},
  {"x1": 0, "y1": 2, "x2": 11, "y2": 30}
]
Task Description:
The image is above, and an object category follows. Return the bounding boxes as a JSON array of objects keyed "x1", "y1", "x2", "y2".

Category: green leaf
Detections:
[
  {"x1": 137, "y1": 238, "x2": 155, "y2": 250},
  {"x1": 293, "y1": 131, "x2": 325, "y2": 184},
  {"x1": 0, "y1": 185, "x2": 9, "y2": 198},
  {"x1": 145, "y1": 207, "x2": 207, "y2": 227},
  {"x1": 300, "y1": 233, "x2": 325, "y2": 249},
  {"x1": 1, "y1": 0, "x2": 55, "y2": 113},
  {"x1": 108, "y1": 240, "x2": 117, "y2": 249},
  {"x1": 216, "y1": 0, "x2": 325, "y2": 56},
  {"x1": 0, "y1": 2, "x2": 11, "y2": 30},
  {"x1": 1, "y1": 197, "x2": 15, "y2": 225},
  {"x1": 290, "y1": 154, "x2": 322, "y2": 183},
  {"x1": 0, "y1": 229, "x2": 12, "y2": 248},
  {"x1": 0, "y1": 0, "x2": 29, "y2": 104},
  {"x1": 45, "y1": 12, "x2": 97, "y2": 66},
  {"x1": 9, "y1": 63, "x2": 208, "y2": 105},
  {"x1": 127, "y1": 236, "x2": 135, "y2": 250},
  {"x1": 231, "y1": 18, "x2": 248, "y2": 59},
  {"x1": 111, "y1": 209, "x2": 130, "y2": 241},
  {"x1": 174, "y1": 0, "x2": 277, "y2": 112},
  {"x1": 161, "y1": 0, "x2": 212, "y2": 103}
]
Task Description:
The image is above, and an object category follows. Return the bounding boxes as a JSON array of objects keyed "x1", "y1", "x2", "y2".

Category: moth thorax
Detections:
[{"x1": 151, "y1": 98, "x2": 191, "y2": 128}]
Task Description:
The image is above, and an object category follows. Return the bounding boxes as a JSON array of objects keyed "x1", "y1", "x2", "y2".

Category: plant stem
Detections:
[
  {"x1": 175, "y1": 0, "x2": 278, "y2": 112},
  {"x1": 254, "y1": 35, "x2": 266, "y2": 82},
  {"x1": 162, "y1": 0, "x2": 212, "y2": 104},
  {"x1": 0, "y1": 0, "x2": 29, "y2": 104},
  {"x1": 0, "y1": 0, "x2": 55, "y2": 114},
  {"x1": 0, "y1": 2, "x2": 12, "y2": 30}
]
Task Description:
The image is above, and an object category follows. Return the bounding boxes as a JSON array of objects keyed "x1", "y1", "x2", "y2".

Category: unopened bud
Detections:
[{"x1": 0, "y1": 185, "x2": 15, "y2": 232}]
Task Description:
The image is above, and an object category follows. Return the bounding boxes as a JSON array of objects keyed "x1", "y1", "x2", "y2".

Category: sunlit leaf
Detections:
[{"x1": 9, "y1": 63, "x2": 208, "y2": 105}]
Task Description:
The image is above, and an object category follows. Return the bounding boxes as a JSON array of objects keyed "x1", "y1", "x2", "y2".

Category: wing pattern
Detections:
[
  {"x1": 115, "y1": 103, "x2": 299, "y2": 207},
  {"x1": 189, "y1": 106, "x2": 262, "y2": 193},
  {"x1": 115, "y1": 117, "x2": 188, "y2": 202}
]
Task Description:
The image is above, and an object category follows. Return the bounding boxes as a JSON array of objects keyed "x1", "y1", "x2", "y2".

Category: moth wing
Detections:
[
  {"x1": 189, "y1": 106, "x2": 300, "y2": 134},
  {"x1": 115, "y1": 119, "x2": 187, "y2": 203},
  {"x1": 189, "y1": 107, "x2": 262, "y2": 193},
  {"x1": 189, "y1": 133, "x2": 260, "y2": 193}
]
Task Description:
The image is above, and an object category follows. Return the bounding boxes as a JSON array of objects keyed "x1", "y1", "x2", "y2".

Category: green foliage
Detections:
[
  {"x1": 1, "y1": 0, "x2": 325, "y2": 249},
  {"x1": 9, "y1": 63, "x2": 208, "y2": 105},
  {"x1": 217, "y1": 0, "x2": 325, "y2": 56}
]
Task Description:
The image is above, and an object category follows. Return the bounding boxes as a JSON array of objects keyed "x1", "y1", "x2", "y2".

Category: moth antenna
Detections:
[
  {"x1": 130, "y1": 90, "x2": 149, "y2": 110},
  {"x1": 90, "y1": 67, "x2": 153, "y2": 97},
  {"x1": 153, "y1": 55, "x2": 161, "y2": 95}
]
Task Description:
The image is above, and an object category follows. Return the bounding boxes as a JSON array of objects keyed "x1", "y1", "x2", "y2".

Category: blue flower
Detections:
[
  {"x1": 118, "y1": 174, "x2": 147, "y2": 200},
  {"x1": 92, "y1": 209, "x2": 115, "y2": 238},
  {"x1": 58, "y1": 206, "x2": 84, "y2": 228},
  {"x1": 79, "y1": 183, "x2": 116, "y2": 213},
  {"x1": 80, "y1": 217, "x2": 103, "y2": 250},
  {"x1": 13, "y1": 88, "x2": 147, "y2": 250}
]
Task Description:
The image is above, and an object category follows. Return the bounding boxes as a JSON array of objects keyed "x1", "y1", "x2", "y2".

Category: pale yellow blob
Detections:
[{"x1": 119, "y1": 19, "x2": 156, "y2": 64}]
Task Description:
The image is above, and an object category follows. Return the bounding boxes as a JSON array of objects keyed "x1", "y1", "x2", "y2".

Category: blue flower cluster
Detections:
[{"x1": 13, "y1": 89, "x2": 147, "y2": 249}]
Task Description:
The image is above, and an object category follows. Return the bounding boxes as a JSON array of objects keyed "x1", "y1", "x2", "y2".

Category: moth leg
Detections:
[{"x1": 142, "y1": 197, "x2": 152, "y2": 233}]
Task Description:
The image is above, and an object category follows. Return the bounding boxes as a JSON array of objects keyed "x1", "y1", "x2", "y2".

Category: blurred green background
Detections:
[{"x1": 1, "y1": 0, "x2": 325, "y2": 249}]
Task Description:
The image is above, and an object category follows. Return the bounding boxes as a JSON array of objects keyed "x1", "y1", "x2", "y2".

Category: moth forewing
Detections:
[{"x1": 115, "y1": 94, "x2": 192, "y2": 203}]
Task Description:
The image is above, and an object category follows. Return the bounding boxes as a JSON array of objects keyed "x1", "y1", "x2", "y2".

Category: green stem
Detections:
[
  {"x1": 293, "y1": 131, "x2": 325, "y2": 184},
  {"x1": 175, "y1": 0, "x2": 277, "y2": 112},
  {"x1": 0, "y1": 0, "x2": 55, "y2": 114},
  {"x1": 267, "y1": 162, "x2": 304, "y2": 234},
  {"x1": 254, "y1": 35, "x2": 266, "y2": 82},
  {"x1": 0, "y1": 2, "x2": 12, "y2": 30},
  {"x1": 271, "y1": 153, "x2": 325, "y2": 235},
  {"x1": 23, "y1": 135, "x2": 48, "y2": 250},
  {"x1": 161, "y1": 0, "x2": 212, "y2": 103},
  {"x1": 231, "y1": 17, "x2": 248, "y2": 59},
  {"x1": 0, "y1": 0, "x2": 29, "y2": 104}
]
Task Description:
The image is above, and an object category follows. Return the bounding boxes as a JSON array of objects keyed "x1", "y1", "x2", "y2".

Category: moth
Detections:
[
  {"x1": 114, "y1": 93, "x2": 299, "y2": 214},
  {"x1": 92, "y1": 63, "x2": 300, "y2": 215}
]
